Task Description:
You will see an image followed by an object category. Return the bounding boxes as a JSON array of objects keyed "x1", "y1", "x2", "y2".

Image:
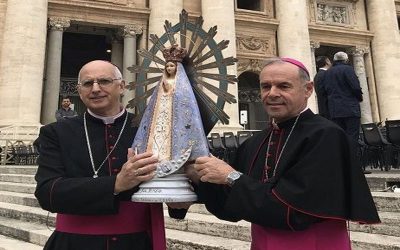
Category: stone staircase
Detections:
[{"x1": 0, "y1": 166, "x2": 399, "y2": 249}]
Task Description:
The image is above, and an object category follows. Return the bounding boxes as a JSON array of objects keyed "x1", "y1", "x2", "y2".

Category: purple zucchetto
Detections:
[{"x1": 281, "y1": 57, "x2": 310, "y2": 78}]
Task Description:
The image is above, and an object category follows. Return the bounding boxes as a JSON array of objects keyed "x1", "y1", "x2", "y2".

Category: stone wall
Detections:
[{"x1": 0, "y1": 0, "x2": 7, "y2": 61}]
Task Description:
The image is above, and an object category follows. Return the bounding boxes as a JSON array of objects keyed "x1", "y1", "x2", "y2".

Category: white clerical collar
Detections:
[
  {"x1": 272, "y1": 107, "x2": 308, "y2": 129},
  {"x1": 319, "y1": 68, "x2": 328, "y2": 71},
  {"x1": 87, "y1": 108, "x2": 126, "y2": 124}
]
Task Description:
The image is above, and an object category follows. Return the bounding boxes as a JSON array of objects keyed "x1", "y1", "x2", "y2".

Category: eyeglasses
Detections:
[{"x1": 79, "y1": 78, "x2": 121, "y2": 88}]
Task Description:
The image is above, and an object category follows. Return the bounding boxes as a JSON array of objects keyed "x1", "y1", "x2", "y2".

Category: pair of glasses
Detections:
[{"x1": 79, "y1": 78, "x2": 121, "y2": 88}]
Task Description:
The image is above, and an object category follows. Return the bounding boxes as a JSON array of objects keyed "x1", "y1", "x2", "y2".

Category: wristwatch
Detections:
[{"x1": 226, "y1": 171, "x2": 243, "y2": 187}]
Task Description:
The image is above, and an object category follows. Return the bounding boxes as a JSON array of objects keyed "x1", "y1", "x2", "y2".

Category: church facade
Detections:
[{"x1": 0, "y1": 0, "x2": 399, "y2": 132}]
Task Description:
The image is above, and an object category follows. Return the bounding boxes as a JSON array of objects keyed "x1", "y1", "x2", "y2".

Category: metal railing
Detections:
[{"x1": 0, "y1": 125, "x2": 41, "y2": 165}]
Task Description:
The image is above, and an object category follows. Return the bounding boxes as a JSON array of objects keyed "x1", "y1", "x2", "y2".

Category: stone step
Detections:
[
  {"x1": 372, "y1": 191, "x2": 400, "y2": 212},
  {"x1": 0, "y1": 174, "x2": 36, "y2": 184},
  {"x1": 365, "y1": 170, "x2": 400, "y2": 192},
  {"x1": 166, "y1": 228, "x2": 251, "y2": 250},
  {"x1": 0, "y1": 181, "x2": 36, "y2": 194},
  {"x1": 0, "y1": 216, "x2": 51, "y2": 246},
  {"x1": 0, "y1": 166, "x2": 38, "y2": 175},
  {"x1": 166, "y1": 210, "x2": 251, "y2": 242},
  {"x1": 0, "y1": 199, "x2": 399, "y2": 250},
  {"x1": 2, "y1": 166, "x2": 400, "y2": 191},
  {"x1": 0, "y1": 212, "x2": 252, "y2": 250},
  {"x1": 0, "y1": 214, "x2": 250, "y2": 250},
  {"x1": 166, "y1": 206, "x2": 400, "y2": 239},
  {"x1": 349, "y1": 211, "x2": 400, "y2": 237},
  {"x1": 0, "y1": 191, "x2": 39, "y2": 207},
  {"x1": 1, "y1": 167, "x2": 399, "y2": 193},
  {"x1": 0, "y1": 213, "x2": 399, "y2": 250},
  {"x1": 0, "y1": 187, "x2": 398, "y2": 214},
  {"x1": 350, "y1": 231, "x2": 400, "y2": 250},
  {"x1": 0, "y1": 197, "x2": 399, "y2": 243},
  {"x1": 0, "y1": 189, "x2": 399, "y2": 238},
  {"x1": 0, "y1": 234, "x2": 43, "y2": 250},
  {"x1": 0, "y1": 201, "x2": 54, "y2": 226}
]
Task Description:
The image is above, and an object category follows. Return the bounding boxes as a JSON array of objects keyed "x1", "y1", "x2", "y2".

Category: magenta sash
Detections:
[
  {"x1": 56, "y1": 201, "x2": 166, "y2": 250},
  {"x1": 251, "y1": 220, "x2": 351, "y2": 250}
]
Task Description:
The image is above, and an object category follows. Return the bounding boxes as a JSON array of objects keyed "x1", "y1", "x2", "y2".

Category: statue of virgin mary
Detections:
[{"x1": 131, "y1": 45, "x2": 209, "y2": 202}]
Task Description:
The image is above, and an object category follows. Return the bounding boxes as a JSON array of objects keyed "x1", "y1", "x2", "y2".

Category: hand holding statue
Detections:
[
  {"x1": 114, "y1": 149, "x2": 158, "y2": 193},
  {"x1": 193, "y1": 155, "x2": 235, "y2": 185}
]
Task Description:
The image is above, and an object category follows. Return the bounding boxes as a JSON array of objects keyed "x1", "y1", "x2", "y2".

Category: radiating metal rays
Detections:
[
  {"x1": 193, "y1": 78, "x2": 237, "y2": 104},
  {"x1": 164, "y1": 21, "x2": 176, "y2": 45},
  {"x1": 192, "y1": 84, "x2": 230, "y2": 124},
  {"x1": 127, "y1": 65, "x2": 162, "y2": 74},
  {"x1": 187, "y1": 15, "x2": 203, "y2": 57},
  {"x1": 194, "y1": 57, "x2": 238, "y2": 71},
  {"x1": 127, "y1": 9, "x2": 238, "y2": 128},
  {"x1": 127, "y1": 86, "x2": 156, "y2": 107},
  {"x1": 190, "y1": 26, "x2": 217, "y2": 60},
  {"x1": 193, "y1": 40, "x2": 230, "y2": 65},
  {"x1": 149, "y1": 34, "x2": 166, "y2": 52},
  {"x1": 127, "y1": 76, "x2": 160, "y2": 90},
  {"x1": 137, "y1": 49, "x2": 165, "y2": 66}
]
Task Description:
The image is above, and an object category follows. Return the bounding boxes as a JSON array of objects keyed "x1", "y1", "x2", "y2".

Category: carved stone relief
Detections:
[
  {"x1": 348, "y1": 46, "x2": 369, "y2": 57},
  {"x1": 236, "y1": 36, "x2": 274, "y2": 56},
  {"x1": 348, "y1": 46, "x2": 369, "y2": 73},
  {"x1": 317, "y1": 3, "x2": 348, "y2": 24},
  {"x1": 121, "y1": 24, "x2": 143, "y2": 37},
  {"x1": 238, "y1": 90, "x2": 261, "y2": 103},
  {"x1": 48, "y1": 17, "x2": 71, "y2": 31},
  {"x1": 237, "y1": 58, "x2": 263, "y2": 74},
  {"x1": 310, "y1": 0, "x2": 357, "y2": 26},
  {"x1": 71, "y1": 0, "x2": 128, "y2": 5},
  {"x1": 310, "y1": 41, "x2": 321, "y2": 51}
]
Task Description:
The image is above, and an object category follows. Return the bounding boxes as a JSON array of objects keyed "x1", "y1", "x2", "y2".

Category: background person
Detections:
[
  {"x1": 324, "y1": 51, "x2": 363, "y2": 142},
  {"x1": 190, "y1": 57, "x2": 380, "y2": 250},
  {"x1": 55, "y1": 96, "x2": 78, "y2": 121},
  {"x1": 313, "y1": 56, "x2": 331, "y2": 118}
]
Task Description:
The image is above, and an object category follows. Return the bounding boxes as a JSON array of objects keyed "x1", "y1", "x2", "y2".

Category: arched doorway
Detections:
[{"x1": 238, "y1": 71, "x2": 268, "y2": 130}]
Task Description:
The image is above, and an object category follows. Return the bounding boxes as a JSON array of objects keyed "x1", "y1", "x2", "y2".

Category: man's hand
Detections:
[
  {"x1": 194, "y1": 155, "x2": 235, "y2": 185},
  {"x1": 114, "y1": 149, "x2": 158, "y2": 193},
  {"x1": 185, "y1": 162, "x2": 201, "y2": 185}
]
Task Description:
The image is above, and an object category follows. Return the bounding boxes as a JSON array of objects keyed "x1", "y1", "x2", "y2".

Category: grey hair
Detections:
[{"x1": 260, "y1": 58, "x2": 310, "y2": 83}]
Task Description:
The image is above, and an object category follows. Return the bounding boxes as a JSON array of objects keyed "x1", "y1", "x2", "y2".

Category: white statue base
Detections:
[{"x1": 131, "y1": 174, "x2": 197, "y2": 203}]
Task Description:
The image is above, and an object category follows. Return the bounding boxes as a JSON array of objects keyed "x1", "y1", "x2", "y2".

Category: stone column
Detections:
[
  {"x1": 111, "y1": 35, "x2": 123, "y2": 71},
  {"x1": 310, "y1": 41, "x2": 320, "y2": 77},
  {"x1": 349, "y1": 47, "x2": 372, "y2": 123},
  {"x1": 202, "y1": 0, "x2": 242, "y2": 134},
  {"x1": 275, "y1": 0, "x2": 317, "y2": 112},
  {"x1": 367, "y1": 0, "x2": 400, "y2": 120},
  {"x1": 41, "y1": 17, "x2": 70, "y2": 125},
  {"x1": 121, "y1": 24, "x2": 143, "y2": 110},
  {"x1": 310, "y1": 41, "x2": 320, "y2": 114},
  {"x1": 148, "y1": 0, "x2": 183, "y2": 37},
  {"x1": 0, "y1": 0, "x2": 48, "y2": 126}
]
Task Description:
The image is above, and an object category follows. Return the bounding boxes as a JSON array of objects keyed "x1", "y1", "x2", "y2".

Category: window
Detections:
[{"x1": 236, "y1": 0, "x2": 262, "y2": 11}]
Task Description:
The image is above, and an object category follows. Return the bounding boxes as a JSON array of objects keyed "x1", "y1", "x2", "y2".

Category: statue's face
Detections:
[{"x1": 165, "y1": 61, "x2": 177, "y2": 76}]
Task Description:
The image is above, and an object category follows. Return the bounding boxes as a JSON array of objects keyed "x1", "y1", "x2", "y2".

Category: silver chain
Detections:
[
  {"x1": 84, "y1": 112, "x2": 128, "y2": 178},
  {"x1": 265, "y1": 114, "x2": 301, "y2": 179}
]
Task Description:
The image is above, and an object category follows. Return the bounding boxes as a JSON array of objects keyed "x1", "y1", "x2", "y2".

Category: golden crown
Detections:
[{"x1": 162, "y1": 44, "x2": 187, "y2": 62}]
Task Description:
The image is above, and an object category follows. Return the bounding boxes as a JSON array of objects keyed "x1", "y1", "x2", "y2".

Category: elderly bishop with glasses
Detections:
[{"x1": 34, "y1": 60, "x2": 167, "y2": 250}]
